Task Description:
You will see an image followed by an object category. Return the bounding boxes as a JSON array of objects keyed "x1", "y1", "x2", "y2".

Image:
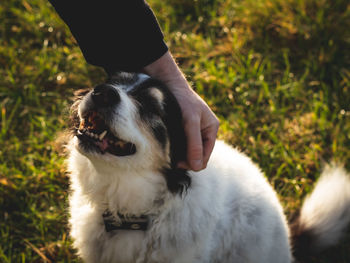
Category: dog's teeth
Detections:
[{"x1": 99, "y1": 130, "x2": 107, "y2": 140}]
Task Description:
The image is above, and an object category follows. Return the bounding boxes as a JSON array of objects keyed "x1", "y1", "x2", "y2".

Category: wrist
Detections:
[{"x1": 142, "y1": 51, "x2": 189, "y2": 91}]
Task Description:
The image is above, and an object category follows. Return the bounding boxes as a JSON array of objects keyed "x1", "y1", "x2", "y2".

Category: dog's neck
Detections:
[{"x1": 68, "y1": 150, "x2": 170, "y2": 216}]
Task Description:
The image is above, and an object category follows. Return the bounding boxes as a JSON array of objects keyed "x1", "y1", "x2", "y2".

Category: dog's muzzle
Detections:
[{"x1": 76, "y1": 84, "x2": 136, "y2": 156}]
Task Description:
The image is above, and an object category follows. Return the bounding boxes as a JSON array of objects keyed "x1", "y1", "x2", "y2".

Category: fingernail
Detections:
[{"x1": 191, "y1": 160, "x2": 203, "y2": 171}]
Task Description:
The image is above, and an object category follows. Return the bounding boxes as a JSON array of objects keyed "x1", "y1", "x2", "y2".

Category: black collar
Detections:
[{"x1": 102, "y1": 210, "x2": 149, "y2": 232}]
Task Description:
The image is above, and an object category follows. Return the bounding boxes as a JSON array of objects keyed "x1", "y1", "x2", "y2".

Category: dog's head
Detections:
[{"x1": 69, "y1": 72, "x2": 190, "y2": 193}]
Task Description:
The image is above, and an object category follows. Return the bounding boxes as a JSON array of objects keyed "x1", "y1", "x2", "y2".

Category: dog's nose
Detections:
[{"x1": 91, "y1": 84, "x2": 120, "y2": 107}]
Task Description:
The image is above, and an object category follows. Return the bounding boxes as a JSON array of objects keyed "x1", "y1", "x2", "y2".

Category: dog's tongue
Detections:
[{"x1": 95, "y1": 138, "x2": 109, "y2": 151}]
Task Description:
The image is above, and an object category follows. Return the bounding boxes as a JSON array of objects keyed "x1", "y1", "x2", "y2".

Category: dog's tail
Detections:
[{"x1": 291, "y1": 164, "x2": 350, "y2": 262}]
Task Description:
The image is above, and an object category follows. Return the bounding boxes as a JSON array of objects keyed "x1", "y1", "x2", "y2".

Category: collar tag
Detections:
[{"x1": 102, "y1": 210, "x2": 149, "y2": 232}]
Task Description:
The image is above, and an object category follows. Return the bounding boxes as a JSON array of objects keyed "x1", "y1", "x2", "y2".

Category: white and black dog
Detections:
[{"x1": 66, "y1": 72, "x2": 350, "y2": 263}]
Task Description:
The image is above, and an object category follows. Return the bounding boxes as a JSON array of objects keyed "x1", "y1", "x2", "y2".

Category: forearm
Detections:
[{"x1": 49, "y1": 0, "x2": 168, "y2": 74}]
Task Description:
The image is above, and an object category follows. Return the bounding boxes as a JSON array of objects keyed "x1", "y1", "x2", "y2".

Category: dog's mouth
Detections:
[{"x1": 76, "y1": 111, "x2": 136, "y2": 156}]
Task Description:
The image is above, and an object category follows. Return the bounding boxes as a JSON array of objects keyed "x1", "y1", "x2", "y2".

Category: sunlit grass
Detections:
[{"x1": 1, "y1": 0, "x2": 349, "y2": 261}]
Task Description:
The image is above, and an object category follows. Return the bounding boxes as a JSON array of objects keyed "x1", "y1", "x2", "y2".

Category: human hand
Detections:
[
  {"x1": 143, "y1": 51, "x2": 219, "y2": 171},
  {"x1": 167, "y1": 82, "x2": 220, "y2": 171}
]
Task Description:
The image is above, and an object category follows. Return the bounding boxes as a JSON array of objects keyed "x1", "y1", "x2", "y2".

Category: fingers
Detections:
[
  {"x1": 184, "y1": 116, "x2": 204, "y2": 171},
  {"x1": 179, "y1": 113, "x2": 219, "y2": 171},
  {"x1": 202, "y1": 118, "x2": 219, "y2": 168}
]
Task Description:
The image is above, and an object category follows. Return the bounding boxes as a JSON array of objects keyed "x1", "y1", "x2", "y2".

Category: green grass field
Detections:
[{"x1": 1, "y1": 0, "x2": 349, "y2": 262}]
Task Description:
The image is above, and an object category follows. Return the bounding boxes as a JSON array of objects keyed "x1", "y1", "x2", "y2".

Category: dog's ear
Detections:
[
  {"x1": 161, "y1": 90, "x2": 191, "y2": 194},
  {"x1": 162, "y1": 89, "x2": 187, "y2": 167}
]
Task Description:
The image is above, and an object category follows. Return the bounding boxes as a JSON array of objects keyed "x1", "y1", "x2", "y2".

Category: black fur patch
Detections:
[
  {"x1": 151, "y1": 124, "x2": 167, "y2": 150},
  {"x1": 130, "y1": 77, "x2": 191, "y2": 193},
  {"x1": 290, "y1": 213, "x2": 318, "y2": 262},
  {"x1": 163, "y1": 168, "x2": 191, "y2": 194}
]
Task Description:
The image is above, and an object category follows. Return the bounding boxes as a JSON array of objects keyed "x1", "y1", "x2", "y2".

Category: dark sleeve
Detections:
[{"x1": 49, "y1": 0, "x2": 168, "y2": 74}]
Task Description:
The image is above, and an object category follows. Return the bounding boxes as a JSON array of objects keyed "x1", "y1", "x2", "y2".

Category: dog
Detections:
[{"x1": 66, "y1": 72, "x2": 350, "y2": 263}]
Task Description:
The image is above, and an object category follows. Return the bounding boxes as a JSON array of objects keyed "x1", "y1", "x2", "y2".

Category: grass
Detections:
[{"x1": 0, "y1": 0, "x2": 349, "y2": 262}]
